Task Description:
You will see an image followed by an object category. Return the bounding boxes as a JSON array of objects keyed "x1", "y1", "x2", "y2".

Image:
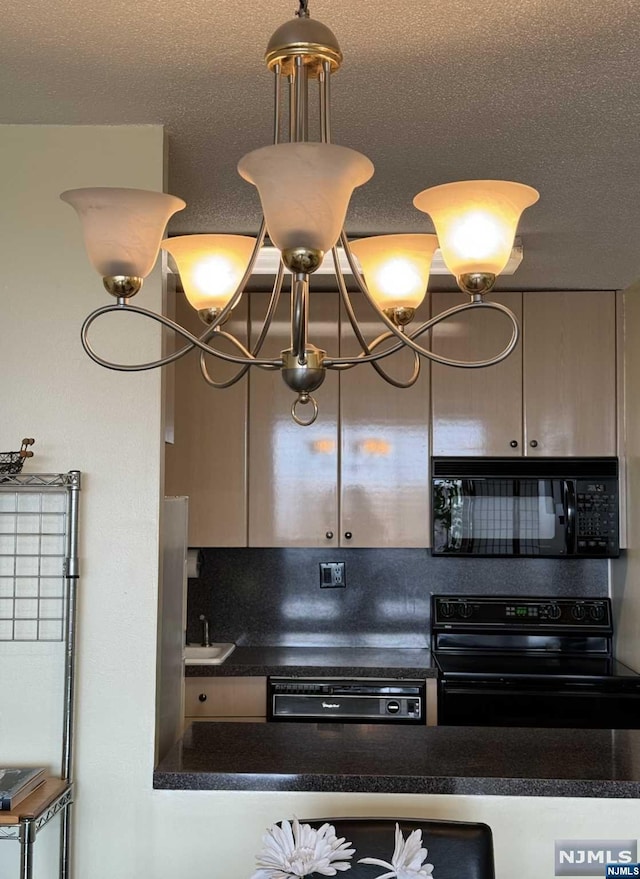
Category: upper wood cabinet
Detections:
[
  {"x1": 339, "y1": 292, "x2": 431, "y2": 547},
  {"x1": 164, "y1": 289, "x2": 249, "y2": 547},
  {"x1": 248, "y1": 290, "x2": 431, "y2": 547},
  {"x1": 431, "y1": 290, "x2": 617, "y2": 457},
  {"x1": 431, "y1": 291, "x2": 523, "y2": 456},
  {"x1": 248, "y1": 290, "x2": 340, "y2": 547},
  {"x1": 522, "y1": 291, "x2": 616, "y2": 456}
]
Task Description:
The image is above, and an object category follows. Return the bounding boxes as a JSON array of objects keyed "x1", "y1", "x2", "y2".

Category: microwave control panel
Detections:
[{"x1": 575, "y1": 478, "x2": 618, "y2": 554}]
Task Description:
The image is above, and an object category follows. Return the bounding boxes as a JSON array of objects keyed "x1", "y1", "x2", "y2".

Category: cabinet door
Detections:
[
  {"x1": 340, "y1": 292, "x2": 431, "y2": 547},
  {"x1": 523, "y1": 291, "x2": 616, "y2": 456},
  {"x1": 248, "y1": 290, "x2": 340, "y2": 547},
  {"x1": 184, "y1": 677, "x2": 266, "y2": 720},
  {"x1": 431, "y1": 292, "x2": 523, "y2": 456},
  {"x1": 165, "y1": 290, "x2": 248, "y2": 546}
]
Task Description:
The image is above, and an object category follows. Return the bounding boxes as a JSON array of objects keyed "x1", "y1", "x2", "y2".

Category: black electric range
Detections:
[{"x1": 431, "y1": 595, "x2": 640, "y2": 728}]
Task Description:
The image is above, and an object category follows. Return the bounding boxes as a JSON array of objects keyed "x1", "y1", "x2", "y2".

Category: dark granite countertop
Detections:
[
  {"x1": 154, "y1": 721, "x2": 640, "y2": 797},
  {"x1": 185, "y1": 646, "x2": 437, "y2": 678}
]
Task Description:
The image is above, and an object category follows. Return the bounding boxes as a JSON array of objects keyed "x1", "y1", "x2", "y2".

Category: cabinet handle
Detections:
[
  {"x1": 530, "y1": 440, "x2": 538, "y2": 448},
  {"x1": 510, "y1": 440, "x2": 518, "y2": 448},
  {"x1": 198, "y1": 693, "x2": 207, "y2": 702},
  {"x1": 344, "y1": 531, "x2": 352, "y2": 540},
  {"x1": 325, "y1": 531, "x2": 334, "y2": 540}
]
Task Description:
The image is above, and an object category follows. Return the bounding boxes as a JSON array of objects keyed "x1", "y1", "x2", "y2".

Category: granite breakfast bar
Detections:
[
  {"x1": 159, "y1": 645, "x2": 640, "y2": 798},
  {"x1": 153, "y1": 722, "x2": 640, "y2": 798}
]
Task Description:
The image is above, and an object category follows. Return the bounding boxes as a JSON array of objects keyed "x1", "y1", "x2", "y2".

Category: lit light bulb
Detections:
[
  {"x1": 349, "y1": 234, "x2": 438, "y2": 310},
  {"x1": 161, "y1": 234, "x2": 256, "y2": 311},
  {"x1": 192, "y1": 255, "x2": 238, "y2": 307},
  {"x1": 375, "y1": 258, "x2": 423, "y2": 304},
  {"x1": 448, "y1": 212, "x2": 504, "y2": 265},
  {"x1": 413, "y1": 180, "x2": 539, "y2": 278}
]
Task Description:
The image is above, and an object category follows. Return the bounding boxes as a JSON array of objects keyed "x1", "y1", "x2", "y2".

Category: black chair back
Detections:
[{"x1": 305, "y1": 817, "x2": 495, "y2": 879}]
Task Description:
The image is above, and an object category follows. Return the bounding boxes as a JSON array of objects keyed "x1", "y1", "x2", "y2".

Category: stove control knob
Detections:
[
  {"x1": 439, "y1": 601, "x2": 455, "y2": 618},
  {"x1": 458, "y1": 602, "x2": 473, "y2": 619},
  {"x1": 547, "y1": 603, "x2": 562, "y2": 620},
  {"x1": 571, "y1": 604, "x2": 587, "y2": 621},
  {"x1": 589, "y1": 604, "x2": 605, "y2": 621},
  {"x1": 386, "y1": 700, "x2": 401, "y2": 714}
]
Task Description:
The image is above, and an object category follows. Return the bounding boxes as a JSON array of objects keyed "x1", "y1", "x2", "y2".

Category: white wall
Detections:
[{"x1": 1, "y1": 124, "x2": 639, "y2": 879}]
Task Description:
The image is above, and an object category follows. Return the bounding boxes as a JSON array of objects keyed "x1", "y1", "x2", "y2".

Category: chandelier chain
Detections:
[{"x1": 295, "y1": 0, "x2": 310, "y2": 18}]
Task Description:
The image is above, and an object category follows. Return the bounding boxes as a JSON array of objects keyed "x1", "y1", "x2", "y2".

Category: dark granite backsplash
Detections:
[{"x1": 186, "y1": 548, "x2": 609, "y2": 647}]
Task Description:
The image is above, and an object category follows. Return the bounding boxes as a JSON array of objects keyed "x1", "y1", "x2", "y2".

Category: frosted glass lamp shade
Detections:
[
  {"x1": 349, "y1": 234, "x2": 439, "y2": 310},
  {"x1": 237, "y1": 142, "x2": 374, "y2": 255},
  {"x1": 60, "y1": 187, "x2": 186, "y2": 278},
  {"x1": 161, "y1": 235, "x2": 256, "y2": 311},
  {"x1": 413, "y1": 180, "x2": 539, "y2": 277}
]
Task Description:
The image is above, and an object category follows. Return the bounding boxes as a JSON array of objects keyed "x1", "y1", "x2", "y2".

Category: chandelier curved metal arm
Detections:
[
  {"x1": 198, "y1": 259, "x2": 285, "y2": 387},
  {"x1": 80, "y1": 304, "x2": 281, "y2": 372},
  {"x1": 323, "y1": 298, "x2": 519, "y2": 368},
  {"x1": 325, "y1": 230, "x2": 521, "y2": 369},
  {"x1": 330, "y1": 244, "x2": 421, "y2": 388}
]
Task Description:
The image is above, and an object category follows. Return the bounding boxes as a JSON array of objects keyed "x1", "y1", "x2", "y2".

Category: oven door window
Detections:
[
  {"x1": 432, "y1": 478, "x2": 566, "y2": 555},
  {"x1": 439, "y1": 679, "x2": 640, "y2": 729}
]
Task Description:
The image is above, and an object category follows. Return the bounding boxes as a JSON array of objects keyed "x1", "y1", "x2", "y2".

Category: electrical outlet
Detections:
[{"x1": 319, "y1": 562, "x2": 346, "y2": 588}]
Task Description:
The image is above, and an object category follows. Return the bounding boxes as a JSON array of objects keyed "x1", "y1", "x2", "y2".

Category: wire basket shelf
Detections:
[{"x1": 0, "y1": 438, "x2": 35, "y2": 475}]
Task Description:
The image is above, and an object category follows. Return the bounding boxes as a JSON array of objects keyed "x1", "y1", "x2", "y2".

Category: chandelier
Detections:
[{"x1": 61, "y1": 0, "x2": 539, "y2": 426}]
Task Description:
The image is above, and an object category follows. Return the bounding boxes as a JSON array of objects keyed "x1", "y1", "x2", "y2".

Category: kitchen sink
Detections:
[{"x1": 184, "y1": 643, "x2": 236, "y2": 665}]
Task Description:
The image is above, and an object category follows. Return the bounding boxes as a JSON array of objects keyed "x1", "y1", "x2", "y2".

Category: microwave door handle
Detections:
[{"x1": 564, "y1": 480, "x2": 576, "y2": 553}]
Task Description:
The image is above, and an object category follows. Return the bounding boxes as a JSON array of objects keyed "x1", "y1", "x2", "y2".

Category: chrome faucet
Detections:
[{"x1": 198, "y1": 614, "x2": 210, "y2": 647}]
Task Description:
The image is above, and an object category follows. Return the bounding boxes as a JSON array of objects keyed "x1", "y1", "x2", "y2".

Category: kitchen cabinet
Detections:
[
  {"x1": 165, "y1": 289, "x2": 249, "y2": 546},
  {"x1": 431, "y1": 290, "x2": 617, "y2": 457},
  {"x1": 248, "y1": 290, "x2": 340, "y2": 547},
  {"x1": 431, "y1": 291, "x2": 523, "y2": 456},
  {"x1": 339, "y1": 292, "x2": 431, "y2": 547},
  {"x1": 522, "y1": 291, "x2": 616, "y2": 456},
  {"x1": 184, "y1": 676, "x2": 266, "y2": 722},
  {"x1": 248, "y1": 290, "x2": 431, "y2": 547}
]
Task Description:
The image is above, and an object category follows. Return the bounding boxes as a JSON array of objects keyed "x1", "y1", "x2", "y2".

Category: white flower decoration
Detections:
[
  {"x1": 358, "y1": 823, "x2": 434, "y2": 879},
  {"x1": 252, "y1": 818, "x2": 355, "y2": 879}
]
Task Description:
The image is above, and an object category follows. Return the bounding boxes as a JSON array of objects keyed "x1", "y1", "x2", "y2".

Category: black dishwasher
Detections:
[{"x1": 268, "y1": 677, "x2": 425, "y2": 723}]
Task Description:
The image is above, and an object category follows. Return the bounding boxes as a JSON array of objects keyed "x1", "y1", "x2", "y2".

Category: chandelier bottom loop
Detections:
[{"x1": 291, "y1": 393, "x2": 319, "y2": 427}]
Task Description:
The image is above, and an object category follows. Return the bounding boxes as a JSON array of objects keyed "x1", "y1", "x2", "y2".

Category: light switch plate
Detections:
[{"x1": 319, "y1": 562, "x2": 346, "y2": 588}]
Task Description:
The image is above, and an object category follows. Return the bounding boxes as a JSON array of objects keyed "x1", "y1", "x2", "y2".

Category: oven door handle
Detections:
[{"x1": 564, "y1": 479, "x2": 576, "y2": 553}]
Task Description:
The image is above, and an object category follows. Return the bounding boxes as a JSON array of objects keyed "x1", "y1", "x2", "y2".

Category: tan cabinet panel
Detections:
[
  {"x1": 523, "y1": 291, "x2": 616, "y2": 456},
  {"x1": 431, "y1": 292, "x2": 523, "y2": 456},
  {"x1": 340, "y1": 292, "x2": 431, "y2": 547},
  {"x1": 184, "y1": 676, "x2": 266, "y2": 719},
  {"x1": 165, "y1": 290, "x2": 248, "y2": 546},
  {"x1": 248, "y1": 291, "x2": 340, "y2": 547}
]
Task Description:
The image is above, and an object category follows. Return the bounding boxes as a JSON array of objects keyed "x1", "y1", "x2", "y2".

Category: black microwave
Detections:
[{"x1": 431, "y1": 457, "x2": 619, "y2": 558}]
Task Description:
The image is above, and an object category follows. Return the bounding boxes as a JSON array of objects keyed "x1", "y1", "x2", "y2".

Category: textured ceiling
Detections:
[{"x1": 2, "y1": 0, "x2": 640, "y2": 290}]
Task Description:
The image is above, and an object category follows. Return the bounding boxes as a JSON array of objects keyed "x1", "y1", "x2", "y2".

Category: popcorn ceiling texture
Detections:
[{"x1": 2, "y1": 0, "x2": 640, "y2": 290}]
